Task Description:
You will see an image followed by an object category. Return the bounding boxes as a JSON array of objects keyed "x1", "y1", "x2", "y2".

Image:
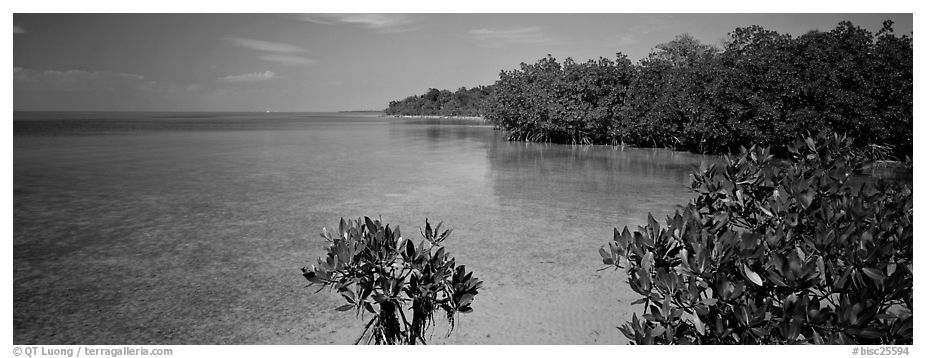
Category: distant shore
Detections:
[{"x1": 383, "y1": 114, "x2": 487, "y2": 121}]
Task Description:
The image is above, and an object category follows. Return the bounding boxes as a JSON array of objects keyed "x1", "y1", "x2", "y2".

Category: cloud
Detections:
[
  {"x1": 226, "y1": 37, "x2": 307, "y2": 53},
  {"x1": 14, "y1": 24, "x2": 25, "y2": 34},
  {"x1": 610, "y1": 34, "x2": 639, "y2": 48},
  {"x1": 13, "y1": 67, "x2": 198, "y2": 93},
  {"x1": 298, "y1": 14, "x2": 418, "y2": 33},
  {"x1": 467, "y1": 27, "x2": 556, "y2": 47},
  {"x1": 217, "y1": 71, "x2": 278, "y2": 83},
  {"x1": 259, "y1": 54, "x2": 316, "y2": 66},
  {"x1": 627, "y1": 14, "x2": 675, "y2": 35},
  {"x1": 226, "y1": 37, "x2": 316, "y2": 66},
  {"x1": 298, "y1": 15, "x2": 335, "y2": 25}
]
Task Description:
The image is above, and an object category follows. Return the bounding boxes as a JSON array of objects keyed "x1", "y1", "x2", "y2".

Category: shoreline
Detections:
[{"x1": 382, "y1": 114, "x2": 487, "y2": 121}]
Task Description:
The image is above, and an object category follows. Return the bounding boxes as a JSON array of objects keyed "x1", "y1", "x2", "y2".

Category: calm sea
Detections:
[{"x1": 14, "y1": 111, "x2": 712, "y2": 344}]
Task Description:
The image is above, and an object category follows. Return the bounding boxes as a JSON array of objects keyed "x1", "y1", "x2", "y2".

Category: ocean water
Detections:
[{"x1": 13, "y1": 111, "x2": 713, "y2": 344}]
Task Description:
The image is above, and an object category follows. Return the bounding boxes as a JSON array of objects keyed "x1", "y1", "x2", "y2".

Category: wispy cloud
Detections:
[
  {"x1": 467, "y1": 27, "x2": 557, "y2": 48},
  {"x1": 298, "y1": 14, "x2": 418, "y2": 33},
  {"x1": 217, "y1": 71, "x2": 278, "y2": 83},
  {"x1": 259, "y1": 54, "x2": 316, "y2": 66},
  {"x1": 226, "y1": 37, "x2": 316, "y2": 66},
  {"x1": 627, "y1": 14, "x2": 675, "y2": 35},
  {"x1": 14, "y1": 24, "x2": 25, "y2": 34},
  {"x1": 610, "y1": 34, "x2": 639, "y2": 48},
  {"x1": 226, "y1": 37, "x2": 307, "y2": 53},
  {"x1": 14, "y1": 67, "x2": 198, "y2": 93}
]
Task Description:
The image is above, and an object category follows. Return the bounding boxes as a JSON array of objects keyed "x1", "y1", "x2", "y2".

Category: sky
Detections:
[{"x1": 12, "y1": 13, "x2": 913, "y2": 112}]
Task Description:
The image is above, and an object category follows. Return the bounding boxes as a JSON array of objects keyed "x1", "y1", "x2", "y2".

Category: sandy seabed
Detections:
[{"x1": 14, "y1": 115, "x2": 700, "y2": 345}]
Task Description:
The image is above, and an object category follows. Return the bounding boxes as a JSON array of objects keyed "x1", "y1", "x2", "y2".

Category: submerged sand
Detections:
[{"x1": 14, "y1": 114, "x2": 701, "y2": 344}]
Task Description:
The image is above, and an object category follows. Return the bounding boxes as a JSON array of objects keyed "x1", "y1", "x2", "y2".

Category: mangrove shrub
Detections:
[
  {"x1": 480, "y1": 21, "x2": 911, "y2": 158},
  {"x1": 385, "y1": 86, "x2": 493, "y2": 117},
  {"x1": 484, "y1": 55, "x2": 635, "y2": 144},
  {"x1": 301, "y1": 217, "x2": 483, "y2": 344},
  {"x1": 599, "y1": 134, "x2": 912, "y2": 344}
]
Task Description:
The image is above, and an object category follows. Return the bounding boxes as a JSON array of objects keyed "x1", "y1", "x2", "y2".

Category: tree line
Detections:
[
  {"x1": 384, "y1": 86, "x2": 493, "y2": 117},
  {"x1": 386, "y1": 21, "x2": 912, "y2": 158}
]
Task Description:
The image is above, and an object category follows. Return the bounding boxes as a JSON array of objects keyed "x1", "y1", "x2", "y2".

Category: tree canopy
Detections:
[
  {"x1": 384, "y1": 86, "x2": 493, "y2": 117},
  {"x1": 386, "y1": 21, "x2": 911, "y2": 158}
]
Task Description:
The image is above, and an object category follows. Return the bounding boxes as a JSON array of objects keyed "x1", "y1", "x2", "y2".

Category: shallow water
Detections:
[{"x1": 14, "y1": 112, "x2": 714, "y2": 344}]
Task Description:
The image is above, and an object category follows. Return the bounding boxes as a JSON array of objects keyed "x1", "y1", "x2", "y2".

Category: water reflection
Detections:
[
  {"x1": 486, "y1": 138, "x2": 716, "y2": 220},
  {"x1": 388, "y1": 118, "x2": 717, "y2": 222},
  {"x1": 387, "y1": 120, "x2": 495, "y2": 151}
]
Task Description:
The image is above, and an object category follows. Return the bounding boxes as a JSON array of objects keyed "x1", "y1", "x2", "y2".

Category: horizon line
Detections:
[{"x1": 12, "y1": 109, "x2": 387, "y2": 113}]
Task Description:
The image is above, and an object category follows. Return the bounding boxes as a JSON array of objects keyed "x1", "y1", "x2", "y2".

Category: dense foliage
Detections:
[
  {"x1": 485, "y1": 55, "x2": 635, "y2": 144},
  {"x1": 484, "y1": 21, "x2": 911, "y2": 158},
  {"x1": 301, "y1": 217, "x2": 483, "y2": 344},
  {"x1": 599, "y1": 134, "x2": 912, "y2": 344},
  {"x1": 384, "y1": 86, "x2": 493, "y2": 117}
]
